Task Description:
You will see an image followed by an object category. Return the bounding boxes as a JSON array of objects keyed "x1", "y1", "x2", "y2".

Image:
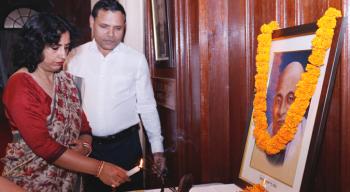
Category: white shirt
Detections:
[{"x1": 67, "y1": 41, "x2": 164, "y2": 153}]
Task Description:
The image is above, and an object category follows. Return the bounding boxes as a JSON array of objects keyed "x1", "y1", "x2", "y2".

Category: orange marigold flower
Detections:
[{"x1": 252, "y1": 7, "x2": 340, "y2": 155}]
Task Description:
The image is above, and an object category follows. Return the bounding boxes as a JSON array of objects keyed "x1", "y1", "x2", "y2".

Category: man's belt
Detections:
[{"x1": 92, "y1": 124, "x2": 139, "y2": 144}]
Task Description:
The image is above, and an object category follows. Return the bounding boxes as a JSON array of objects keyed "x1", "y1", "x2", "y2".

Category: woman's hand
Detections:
[
  {"x1": 54, "y1": 150, "x2": 128, "y2": 189},
  {"x1": 97, "y1": 161, "x2": 130, "y2": 188}
]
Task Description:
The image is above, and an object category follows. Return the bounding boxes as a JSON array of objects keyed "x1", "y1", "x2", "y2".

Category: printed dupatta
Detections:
[{"x1": 2, "y1": 71, "x2": 84, "y2": 192}]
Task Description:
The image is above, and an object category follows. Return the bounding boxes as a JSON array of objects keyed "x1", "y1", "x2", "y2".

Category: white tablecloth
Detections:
[
  {"x1": 190, "y1": 183, "x2": 242, "y2": 192},
  {"x1": 130, "y1": 183, "x2": 242, "y2": 192}
]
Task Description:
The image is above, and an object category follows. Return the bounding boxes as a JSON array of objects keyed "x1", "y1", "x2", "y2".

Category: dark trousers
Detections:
[{"x1": 83, "y1": 126, "x2": 143, "y2": 192}]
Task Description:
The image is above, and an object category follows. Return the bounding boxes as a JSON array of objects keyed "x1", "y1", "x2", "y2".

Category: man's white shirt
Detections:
[{"x1": 67, "y1": 40, "x2": 164, "y2": 153}]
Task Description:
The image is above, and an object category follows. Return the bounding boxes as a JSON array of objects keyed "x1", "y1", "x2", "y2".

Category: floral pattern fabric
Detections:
[{"x1": 2, "y1": 71, "x2": 84, "y2": 192}]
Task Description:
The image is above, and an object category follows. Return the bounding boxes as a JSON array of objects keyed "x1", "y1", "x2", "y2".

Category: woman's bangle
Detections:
[
  {"x1": 82, "y1": 142, "x2": 92, "y2": 156},
  {"x1": 96, "y1": 161, "x2": 105, "y2": 178}
]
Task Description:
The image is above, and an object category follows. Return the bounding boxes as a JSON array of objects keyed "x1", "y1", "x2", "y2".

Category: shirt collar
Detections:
[{"x1": 90, "y1": 39, "x2": 124, "y2": 56}]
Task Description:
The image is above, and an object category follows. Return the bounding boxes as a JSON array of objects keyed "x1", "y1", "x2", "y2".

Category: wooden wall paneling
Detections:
[
  {"x1": 301, "y1": 1, "x2": 344, "y2": 191},
  {"x1": 311, "y1": 78, "x2": 342, "y2": 191},
  {"x1": 144, "y1": 0, "x2": 157, "y2": 187},
  {"x1": 52, "y1": 0, "x2": 91, "y2": 45},
  {"x1": 146, "y1": 0, "x2": 203, "y2": 187},
  {"x1": 299, "y1": 0, "x2": 330, "y2": 24},
  {"x1": 171, "y1": 0, "x2": 186, "y2": 185},
  {"x1": 253, "y1": 0, "x2": 277, "y2": 35},
  {"x1": 228, "y1": 0, "x2": 253, "y2": 185},
  {"x1": 276, "y1": 0, "x2": 297, "y2": 27},
  {"x1": 205, "y1": 0, "x2": 231, "y2": 182},
  {"x1": 184, "y1": 0, "x2": 202, "y2": 184},
  {"x1": 154, "y1": 78, "x2": 176, "y2": 110},
  {"x1": 173, "y1": 0, "x2": 203, "y2": 184},
  {"x1": 340, "y1": 2, "x2": 350, "y2": 192},
  {"x1": 145, "y1": 0, "x2": 179, "y2": 188},
  {"x1": 302, "y1": 17, "x2": 345, "y2": 189},
  {"x1": 198, "y1": 0, "x2": 210, "y2": 183}
]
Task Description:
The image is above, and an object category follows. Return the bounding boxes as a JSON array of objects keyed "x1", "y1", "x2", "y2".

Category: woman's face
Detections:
[{"x1": 37, "y1": 31, "x2": 70, "y2": 73}]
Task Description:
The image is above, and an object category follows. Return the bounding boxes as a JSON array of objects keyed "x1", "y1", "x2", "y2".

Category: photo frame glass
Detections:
[
  {"x1": 151, "y1": 0, "x2": 170, "y2": 62},
  {"x1": 239, "y1": 23, "x2": 339, "y2": 192}
]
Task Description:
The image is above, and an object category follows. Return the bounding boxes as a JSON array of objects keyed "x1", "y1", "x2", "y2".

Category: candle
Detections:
[
  {"x1": 127, "y1": 166, "x2": 140, "y2": 177},
  {"x1": 127, "y1": 159, "x2": 144, "y2": 177}
]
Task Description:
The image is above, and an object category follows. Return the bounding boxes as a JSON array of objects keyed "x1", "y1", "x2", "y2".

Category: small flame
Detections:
[
  {"x1": 262, "y1": 179, "x2": 267, "y2": 188},
  {"x1": 138, "y1": 159, "x2": 144, "y2": 168}
]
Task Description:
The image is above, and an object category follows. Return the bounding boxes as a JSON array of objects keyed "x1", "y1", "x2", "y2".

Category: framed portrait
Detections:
[
  {"x1": 238, "y1": 18, "x2": 345, "y2": 192},
  {"x1": 151, "y1": 0, "x2": 170, "y2": 62}
]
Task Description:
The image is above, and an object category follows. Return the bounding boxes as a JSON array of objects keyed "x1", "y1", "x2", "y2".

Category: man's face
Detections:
[
  {"x1": 272, "y1": 62, "x2": 303, "y2": 135},
  {"x1": 90, "y1": 10, "x2": 126, "y2": 56}
]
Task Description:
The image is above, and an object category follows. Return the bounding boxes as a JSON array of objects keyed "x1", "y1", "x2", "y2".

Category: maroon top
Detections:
[{"x1": 2, "y1": 72, "x2": 91, "y2": 162}]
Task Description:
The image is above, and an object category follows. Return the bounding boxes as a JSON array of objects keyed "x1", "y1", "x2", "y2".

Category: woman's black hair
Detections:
[{"x1": 13, "y1": 12, "x2": 77, "y2": 73}]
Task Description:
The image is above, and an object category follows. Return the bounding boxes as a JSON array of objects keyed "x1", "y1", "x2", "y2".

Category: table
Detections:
[{"x1": 130, "y1": 183, "x2": 242, "y2": 192}]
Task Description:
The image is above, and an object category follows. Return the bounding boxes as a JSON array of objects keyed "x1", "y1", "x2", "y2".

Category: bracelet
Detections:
[
  {"x1": 82, "y1": 142, "x2": 92, "y2": 156},
  {"x1": 96, "y1": 161, "x2": 105, "y2": 178}
]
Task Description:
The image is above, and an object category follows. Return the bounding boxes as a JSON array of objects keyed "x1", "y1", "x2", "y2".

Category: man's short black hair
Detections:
[{"x1": 91, "y1": 0, "x2": 126, "y2": 20}]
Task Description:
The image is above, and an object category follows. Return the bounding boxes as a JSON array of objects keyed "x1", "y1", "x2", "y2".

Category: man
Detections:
[
  {"x1": 251, "y1": 61, "x2": 306, "y2": 185},
  {"x1": 266, "y1": 61, "x2": 306, "y2": 165},
  {"x1": 66, "y1": 0, "x2": 165, "y2": 191}
]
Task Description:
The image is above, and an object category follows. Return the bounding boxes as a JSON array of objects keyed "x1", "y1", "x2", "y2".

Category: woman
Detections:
[{"x1": 1, "y1": 13, "x2": 129, "y2": 192}]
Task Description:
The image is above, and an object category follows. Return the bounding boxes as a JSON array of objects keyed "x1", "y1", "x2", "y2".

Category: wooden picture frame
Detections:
[
  {"x1": 237, "y1": 18, "x2": 345, "y2": 192},
  {"x1": 151, "y1": 0, "x2": 170, "y2": 62}
]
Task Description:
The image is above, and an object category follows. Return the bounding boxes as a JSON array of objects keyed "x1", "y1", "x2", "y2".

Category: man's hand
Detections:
[
  {"x1": 152, "y1": 152, "x2": 167, "y2": 177},
  {"x1": 69, "y1": 139, "x2": 91, "y2": 156}
]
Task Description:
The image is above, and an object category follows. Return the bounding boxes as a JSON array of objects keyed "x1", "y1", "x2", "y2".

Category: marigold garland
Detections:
[
  {"x1": 253, "y1": 8, "x2": 341, "y2": 155},
  {"x1": 242, "y1": 184, "x2": 267, "y2": 192}
]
